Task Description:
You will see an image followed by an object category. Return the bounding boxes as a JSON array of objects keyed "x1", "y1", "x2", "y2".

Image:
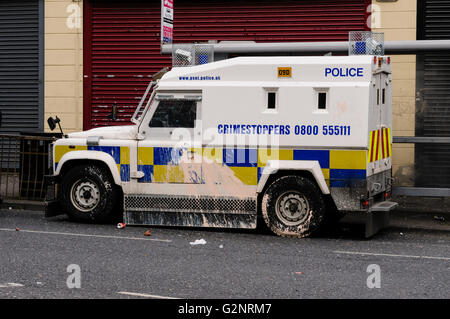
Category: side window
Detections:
[
  {"x1": 314, "y1": 88, "x2": 329, "y2": 111},
  {"x1": 318, "y1": 92, "x2": 327, "y2": 110},
  {"x1": 267, "y1": 92, "x2": 276, "y2": 109},
  {"x1": 263, "y1": 87, "x2": 278, "y2": 112},
  {"x1": 149, "y1": 100, "x2": 197, "y2": 128}
]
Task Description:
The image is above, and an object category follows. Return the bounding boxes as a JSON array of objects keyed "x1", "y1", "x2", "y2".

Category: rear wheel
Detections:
[
  {"x1": 59, "y1": 164, "x2": 118, "y2": 223},
  {"x1": 261, "y1": 175, "x2": 326, "y2": 238}
]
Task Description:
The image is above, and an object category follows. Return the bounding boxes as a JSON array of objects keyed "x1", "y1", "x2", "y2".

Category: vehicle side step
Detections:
[
  {"x1": 124, "y1": 211, "x2": 257, "y2": 229},
  {"x1": 365, "y1": 201, "x2": 398, "y2": 238},
  {"x1": 123, "y1": 194, "x2": 257, "y2": 228}
]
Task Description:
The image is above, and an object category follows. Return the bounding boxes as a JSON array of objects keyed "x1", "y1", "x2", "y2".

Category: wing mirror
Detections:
[{"x1": 47, "y1": 116, "x2": 65, "y2": 136}]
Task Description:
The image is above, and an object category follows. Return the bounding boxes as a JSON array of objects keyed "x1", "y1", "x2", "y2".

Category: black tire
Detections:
[
  {"x1": 261, "y1": 175, "x2": 326, "y2": 238},
  {"x1": 59, "y1": 164, "x2": 118, "y2": 223}
]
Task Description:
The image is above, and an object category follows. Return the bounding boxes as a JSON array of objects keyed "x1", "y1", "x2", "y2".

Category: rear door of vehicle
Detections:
[{"x1": 368, "y1": 73, "x2": 383, "y2": 175}]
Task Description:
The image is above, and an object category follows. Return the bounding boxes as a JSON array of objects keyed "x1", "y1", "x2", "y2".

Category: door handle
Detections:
[{"x1": 186, "y1": 150, "x2": 195, "y2": 160}]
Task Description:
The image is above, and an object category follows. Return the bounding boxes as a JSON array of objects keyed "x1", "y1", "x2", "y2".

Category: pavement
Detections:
[
  {"x1": 0, "y1": 208, "x2": 449, "y2": 299},
  {"x1": 2, "y1": 195, "x2": 449, "y2": 232}
]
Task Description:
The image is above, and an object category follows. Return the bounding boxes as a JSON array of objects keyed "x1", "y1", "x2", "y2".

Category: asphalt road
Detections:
[{"x1": 0, "y1": 209, "x2": 449, "y2": 299}]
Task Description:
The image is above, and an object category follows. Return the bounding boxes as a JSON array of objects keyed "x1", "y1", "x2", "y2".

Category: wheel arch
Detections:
[
  {"x1": 55, "y1": 151, "x2": 122, "y2": 186},
  {"x1": 257, "y1": 160, "x2": 330, "y2": 195},
  {"x1": 256, "y1": 161, "x2": 340, "y2": 220}
]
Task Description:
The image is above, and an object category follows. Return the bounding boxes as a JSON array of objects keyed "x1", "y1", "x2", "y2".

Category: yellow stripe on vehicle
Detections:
[
  {"x1": 374, "y1": 130, "x2": 380, "y2": 161},
  {"x1": 120, "y1": 147, "x2": 130, "y2": 165},
  {"x1": 387, "y1": 127, "x2": 392, "y2": 157},
  {"x1": 330, "y1": 150, "x2": 366, "y2": 170},
  {"x1": 257, "y1": 148, "x2": 293, "y2": 167},
  {"x1": 229, "y1": 167, "x2": 258, "y2": 185},
  {"x1": 368, "y1": 131, "x2": 374, "y2": 163},
  {"x1": 54, "y1": 145, "x2": 87, "y2": 163},
  {"x1": 153, "y1": 165, "x2": 184, "y2": 183},
  {"x1": 137, "y1": 147, "x2": 154, "y2": 165},
  {"x1": 202, "y1": 147, "x2": 223, "y2": 164}
]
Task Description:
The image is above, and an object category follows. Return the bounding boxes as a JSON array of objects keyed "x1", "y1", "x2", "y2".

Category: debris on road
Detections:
[
  {"x1": 0, "y1": 283, "x2": 24, "y2": 288},
  {"x1": 219, "y1": 244, "x2": 224, "y2": 249},
  {"x1": 144, "y1": 230, "x2": 152, "y2": 236},
  {"x1": 15, "y1": 227, "x2": 20, "y2": 231},
  {"x1": 190, "y1": 239, "x2": 207, "y2": 245},
  {"x1": 117, "y1": 223, "x2": 126, "y2": 229},
  {"x1": 433, "y1": 215, "x2": 445, "y2": 222}
]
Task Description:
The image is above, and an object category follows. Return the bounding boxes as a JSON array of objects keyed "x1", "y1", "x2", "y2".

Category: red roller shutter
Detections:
[{"x1": 84, "y1": 0, "x2": 370, "y2": 129}]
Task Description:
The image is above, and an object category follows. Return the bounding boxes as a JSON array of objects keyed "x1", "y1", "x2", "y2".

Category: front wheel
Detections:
[
  {"x1": 59, "y1": 164, "x2": 118, "y2": 223},
  {"x1": 261, "y1": 175, "x2": 326, "y2": 238}
]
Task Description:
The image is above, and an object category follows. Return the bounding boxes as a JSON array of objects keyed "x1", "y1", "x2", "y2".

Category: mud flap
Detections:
[
  {"x1": 365, "y1": 201, "x2": 398, "y2": 238},
  {"x1": 45, "y1": 200, "x2": 63, "y2": 217},
  {"x1": 44, "y1": 175, "x2": 64, "y2": 217}
]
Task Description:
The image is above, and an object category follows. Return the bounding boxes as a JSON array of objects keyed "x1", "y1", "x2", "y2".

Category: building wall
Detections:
[
  {"x1": 45, "y1": 0, "x2": 83, "y2": 133},
  {"x1": 371, "y1": 0, "x2": 417, "y2": 186}
]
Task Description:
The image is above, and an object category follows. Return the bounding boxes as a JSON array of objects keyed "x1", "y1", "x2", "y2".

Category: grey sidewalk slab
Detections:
[
  {"x1": 0, "y1": 199, "x2": 45, "y2": 211},
  {"x1": 1, "y1": 197, "x2": 449, "y2": 232}
]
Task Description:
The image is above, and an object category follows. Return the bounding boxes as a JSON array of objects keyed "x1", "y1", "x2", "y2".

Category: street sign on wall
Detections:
[{"x1": 161, "y1": 0, "x2": 174, "y2": 44}]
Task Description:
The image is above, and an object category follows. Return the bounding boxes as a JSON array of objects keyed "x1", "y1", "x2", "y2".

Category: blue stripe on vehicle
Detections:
[
  {"x1": 153, "y1": 147, "x2": 183, "y2": 165},
  {"x1": 330, "y1": 169, "x2": 366, "y2": 179},
  {"x1": 137, "y1": 164, "x2": 154, "y2": 183},
  {"x1": 120, "y1": 165, "x2": 130, "y2": 182},
  {"x1": 223, "y1": 148, "x2": 258, "y2": 167},
  {"x1": 257, "y1": 167, "x2": 264, "y2": 182},
  {"x1": 87, "y1": 146, "x2": 121, "y2": 163},
  {"x1": 329, "y1": 169, "x2": 366, "y2": 188},
  {"x1": 293, "y1": 150, "x2": 330, "y2": 169}
]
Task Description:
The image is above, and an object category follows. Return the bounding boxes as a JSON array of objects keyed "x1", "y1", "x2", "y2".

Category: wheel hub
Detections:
[
  {"x1": 70, "y1": 180, "x2": 100, "y2": 212},
  {"x1": 275, "y1": 191, "x2": 310, "y2": 226},
  {"x1": 289, "y1": 203, "x2": 298, "y2": 213},
  {"x1": 83, "y1": 190, "x2": 92, "y2": 200}
]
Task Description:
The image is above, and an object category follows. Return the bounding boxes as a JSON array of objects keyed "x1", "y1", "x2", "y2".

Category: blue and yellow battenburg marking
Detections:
[
  {"x1": 54, "y1": 145, "x2": 130, "y2": 182},
  {"x1": 55, "y1": 145, "x2": 368, "y2": 188},
  {"x1": 137, "y1": 147, "x2": 367, "y2": 188},
  {"x1": 137, "y1": 147, "x2": 196, "y2": 183}
]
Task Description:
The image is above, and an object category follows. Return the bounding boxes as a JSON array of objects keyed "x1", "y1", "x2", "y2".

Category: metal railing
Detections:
[
  {"x1": 0, "y1": 134, "x2": 55, "y2": 201},
  {"x1": 392, "y1": 136, "x2": 450, "y2": 197}
]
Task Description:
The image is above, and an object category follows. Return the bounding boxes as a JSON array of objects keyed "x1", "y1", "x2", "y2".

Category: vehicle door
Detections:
[{"x1": 136, "y1": 93, "x2": 203, "y2": 186}]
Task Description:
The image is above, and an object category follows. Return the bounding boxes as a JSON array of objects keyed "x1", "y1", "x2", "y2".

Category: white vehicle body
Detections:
[{"x1": 49, "y1": 56, "x2": 396, "y2": 236}]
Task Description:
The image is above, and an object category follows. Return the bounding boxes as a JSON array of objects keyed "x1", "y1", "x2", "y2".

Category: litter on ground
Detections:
[
  {"x1": 144, "y1": 230, "x2": 152, "y2": 236},
  {"x1": 190, "y1": 239, "x2": 207, "y2": 245}
]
